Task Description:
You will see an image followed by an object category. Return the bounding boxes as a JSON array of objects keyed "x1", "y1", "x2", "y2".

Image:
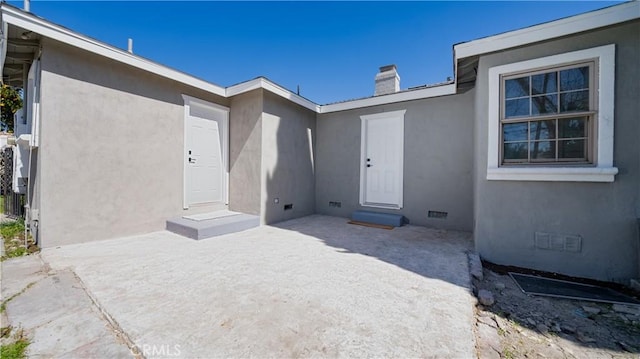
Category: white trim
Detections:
[
  {"x1": 226, "y1": 77, "x2": 320, "y2": 112},
  {"x1": 487, "y1": 167, "x2": 618, "y2": 182},
  {"x1": 486, "y1": 44, "x2": 617, "y2": 182},
  {"x1": 3, "y1": 2, "x2": 636, "y2": 117},
  {"x1": 181, "y1": 94, "x2": 230, "y2": 209},
  {"x1": 182, "y1": 96, "x2": 190, "y2": 209},
  {"x1": 1, "y1": 6, "x2": 226, "y2": 97},
  {"x1": 321, "y1": 84, "x2": 455, "y2": 113},
  {"x1": 29, "y1": 59, "x2": 40, "y2": 147},
  {"x1": 455, "y1": 1, "x2": 639, "y2": 59},
  {"x1": 359, "y1": 109, "x2": 406, "y2": 209}
]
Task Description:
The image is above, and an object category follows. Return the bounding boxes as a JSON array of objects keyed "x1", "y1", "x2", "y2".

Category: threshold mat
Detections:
[
  {"x1": 509, "y1": 272, "x2": 640, "y2": 306},
  {"x1": 183, "y1": 210, "x2": 240, "y2": 222},
  {"x1": 348, "y1": 220, "x2": 394, "y2": 230}
]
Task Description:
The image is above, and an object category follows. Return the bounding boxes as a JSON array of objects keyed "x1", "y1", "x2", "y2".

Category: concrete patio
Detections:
[{"x1": 29, "y1": 215, "x2": 476, "y2": 358}]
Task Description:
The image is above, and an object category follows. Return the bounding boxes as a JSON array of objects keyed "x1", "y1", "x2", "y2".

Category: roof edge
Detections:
[
  {"x1": 226, "y1": 78, "x2": 321, "y2": 112},
  {"x1": 454, "y1": 1, "x2": 639, "y2": 59},
  {"x1": 3, "y1": 2, "x2": 636, "y2": 115},
  {"x1": 319, "y1": 83, "x2": 456, "y2": 114},
  {"x1": 1, "y1": 3, "x2": 227, "y2": 97}
]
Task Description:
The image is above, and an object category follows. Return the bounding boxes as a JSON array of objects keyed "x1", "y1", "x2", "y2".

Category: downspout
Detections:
[{"x1": 25, "y1": 49, "x2": 42, "y2": 246}]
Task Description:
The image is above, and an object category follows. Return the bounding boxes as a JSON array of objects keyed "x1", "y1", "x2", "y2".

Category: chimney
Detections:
[
  {"x1": 24, "y1": 0, "x2": 30, "y2": 12},
  {"x1": 374, "y1": 64, "x2": 400, "y2": 96},
  {"x1": 127, "y1": 38, "x2": 134, "y2": 54}
]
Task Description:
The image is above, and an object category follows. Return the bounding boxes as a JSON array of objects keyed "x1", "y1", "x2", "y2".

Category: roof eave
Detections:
[
  {"x1": 453, "y1": 1, "x2": 640, "y2": 60},
  {"x1": 226, "y1": 77, "x2": 320, "y2": 112},
  {"x1": 0, "y1": 3, "x2": 227, "y2": 97}
]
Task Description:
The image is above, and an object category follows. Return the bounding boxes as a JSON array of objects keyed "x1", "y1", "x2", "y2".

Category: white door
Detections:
[
  {"x1": 183, "y1": 96, "x2": 229, "y2": 208},
  {"x1": 360, "y1": 110, "x2": 405, "y2": 209}
]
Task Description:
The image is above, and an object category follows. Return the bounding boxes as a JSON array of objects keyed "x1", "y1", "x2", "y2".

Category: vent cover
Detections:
[
  {"x1": 428, "y1": 211, "x2": 448, "y2": 219},
  {"x1": 535, "y1": 232, "x2": 582, "y2": 252}
]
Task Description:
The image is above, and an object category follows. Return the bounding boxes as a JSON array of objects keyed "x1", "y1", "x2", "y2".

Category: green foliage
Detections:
[
  {"x1": 0, "y1": 220, "x2": 24, "y2": 242},
  {"x1": 0, "y1": 331, "x2": 29, "y2": 359},
  {"x1": 1, "y1": 85, "x2": 23, "y2": 132},
  {"x1": 0, "y1": 219, "x2": 38, "y2": 261}
]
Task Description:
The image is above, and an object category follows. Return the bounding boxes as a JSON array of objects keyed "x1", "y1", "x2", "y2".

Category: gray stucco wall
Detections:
[
  {"x1": 38, "y1": 39, "x2": 229, "y2": 247},
  {"x1": 473, "y1": 21, "x2": 640, "y2": 282},
  {"x1": 316, "y1": 90, "x2": 475, "y2": 231},
  {"x1": 229, "y1": 89, "x2": 263, "y2": 216},
  {"x1": 261, "y1": 91, "x2": 316, "y2": 224}
]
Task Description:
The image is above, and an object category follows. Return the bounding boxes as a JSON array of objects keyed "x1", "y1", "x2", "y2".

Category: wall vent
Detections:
[
  {"x1": 535, "y1": 232, "x2": 582, "y2": 252},
  {"x1": 284, "y1": 204, "x2": 293, "y2": 211},
  {"x1": 428, "y1": 210, "x2": 448, "y2": 219},
  {"x1": 329, "y1": 201, "x2": 342, "y2": 208}
]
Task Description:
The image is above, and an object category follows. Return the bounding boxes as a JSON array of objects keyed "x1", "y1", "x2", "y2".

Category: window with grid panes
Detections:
[{"x1": 500, "y1": 62, "x2": 595, "y2": 164}]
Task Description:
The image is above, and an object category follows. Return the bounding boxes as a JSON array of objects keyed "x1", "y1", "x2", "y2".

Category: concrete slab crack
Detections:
[{"x1": 67, "y1": 269, "x2": 144, "y2": 359}]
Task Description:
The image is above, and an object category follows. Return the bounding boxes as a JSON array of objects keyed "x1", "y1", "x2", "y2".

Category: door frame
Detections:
[
  {"x1": 182, "y1": 94, "x2": 230, "y2": 209},
  {"x1": 359, "y1": 109, "x2": 406, "y2": 209}
]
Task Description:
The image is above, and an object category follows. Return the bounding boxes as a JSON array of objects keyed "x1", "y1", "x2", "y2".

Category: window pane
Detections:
[
  {"x1": 505, "y1": 77, "x2": 529, "y2": 98},
  {"x1": 529, "y1": 141, "x2": 556, "y2": 160},
  {"x1": 531, "y1": 94, "x2": 558, "y2": 115},
  {"x1": 559, "y1": 139, "x2": 586, "y2": 159},
  {"x1": 529, "y1": 120, "x2": 556, "y2": 140},
  {"x1": 559, "y1": 117, "x2": 586, "y2": 138},
  {"x1": 504, "y1": 142, "x2": 528, "y2": 160},
  {"x1": 560, "y1": 90, "x2": 589, "y2": 112},
  {"x1": 505, "y1": 98, "x2": 530, "y2": 118},
  {"x1": 503, "y1": 122, "x2": 528, "y2": 142},
  {"x1": 532, "y1": 72, "x2": 557, "y2": 95},
  {"x1": 560, "y1": 66, "x2": 589, "y2": 91}
]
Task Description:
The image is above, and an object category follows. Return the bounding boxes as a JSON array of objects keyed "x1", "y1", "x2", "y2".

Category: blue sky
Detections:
[{"x1": 8, "y1": 1, "x2": 620, "y2": 104}]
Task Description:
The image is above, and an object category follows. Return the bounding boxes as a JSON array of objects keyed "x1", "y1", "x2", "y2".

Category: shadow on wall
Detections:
[{"x1": 262, "y1": 93, "x2": 316, "y2": 225}]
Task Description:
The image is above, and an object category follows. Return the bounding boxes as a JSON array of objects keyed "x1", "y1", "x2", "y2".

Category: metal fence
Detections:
[{"x1": 1, "y1": 146, "x2": 25, "y2": 218}]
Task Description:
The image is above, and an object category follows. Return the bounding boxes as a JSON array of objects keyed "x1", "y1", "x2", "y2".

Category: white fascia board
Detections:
[
  {"x1": 226, "y1": 78, "x2": 320, "y2": 112},
  {"x1": 454, "y1": 1, "x2": 639, "y2": 59},
  {"x1": 1, "y1": 6, "x2": 226, "y2": 97},
  {"x1": 320, "y1": 83, "x2": 456, "y2": 113}
]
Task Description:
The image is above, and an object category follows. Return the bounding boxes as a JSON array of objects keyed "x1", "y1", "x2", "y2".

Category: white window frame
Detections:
[{"x1": 487, "y1": 44, "x2": 618, "y2": 182}]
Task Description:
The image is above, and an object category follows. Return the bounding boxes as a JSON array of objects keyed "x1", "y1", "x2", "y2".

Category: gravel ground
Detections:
[{"x1": 472, "y1": 263, "x2": 640, "y2": 359}]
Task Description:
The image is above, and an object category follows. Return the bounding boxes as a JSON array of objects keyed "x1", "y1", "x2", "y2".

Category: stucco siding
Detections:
[
  {"x1": 316, "y1": 91, "x2": 475, "y2": 231},
  {"x1": 38, "y1": 39, "x2": 229, "y2": 247},
  {"x1": 473, "y1": 21, "x2": 640, "y2": 281},
  {"x1": 261, "y1": 91, "x2": 316, "y2": 224},
  {"x1": 229, "y1": 89, "x2": 263, "y2": 216}
]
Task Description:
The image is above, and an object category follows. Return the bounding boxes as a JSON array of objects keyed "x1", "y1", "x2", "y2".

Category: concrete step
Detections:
[
  {"x1": 166, "y1": 211, "x2": 260, "y2": 240},
  {"x1": 351, "y1": 210, "x2": 404, "y2": 227}
]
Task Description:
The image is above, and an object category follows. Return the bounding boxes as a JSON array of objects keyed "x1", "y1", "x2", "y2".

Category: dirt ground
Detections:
[{"x1": 473, "y1": 264, "x2": 640, "y2": 359}]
